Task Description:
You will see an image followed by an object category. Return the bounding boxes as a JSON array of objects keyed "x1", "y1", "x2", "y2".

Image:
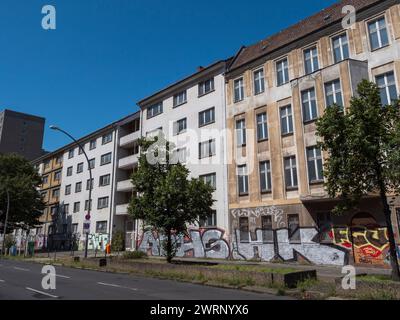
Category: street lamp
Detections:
[{"x1": 50, "y1": 125, "x2": 93, "y2": 258}]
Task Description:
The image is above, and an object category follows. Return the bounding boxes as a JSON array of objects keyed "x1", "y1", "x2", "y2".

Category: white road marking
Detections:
[
  {"x1": 25, "y1": 287, "x2": 59, "y2": 298},
  {"x1": 53, "y1": 274, "x2": 71, "y2": 279},
  {"x1": 97, "y1": 282, "x2": 138, "y2": 291},
  {"x1": 0, "y1": 279, "x2": 4, "y2": 282},
  {"x1": 13, "y1": 267, "x2": 30, "y2": 272}
]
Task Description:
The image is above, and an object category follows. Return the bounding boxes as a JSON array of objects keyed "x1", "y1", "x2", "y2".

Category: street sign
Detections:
[{"x1": 83, "y1": 220, "x2": 91, "y2": 234}]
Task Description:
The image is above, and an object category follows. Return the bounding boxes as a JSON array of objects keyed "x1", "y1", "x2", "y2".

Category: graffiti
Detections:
[
  {"x1": 231, "y1": 206, "x2": 285, "y2": 228},
  {"x1": 79, "y1": 233, "x2": 109, "y2": 251},
  {"x1": 138, "y1": 229, "x2": 230, "y2": 259},
  {"x1": 231, "y1": 228, "x2": 347, "y2": 266},
  {"x1": 332, "y1": 227, "x2": 390, "y2": 265}
]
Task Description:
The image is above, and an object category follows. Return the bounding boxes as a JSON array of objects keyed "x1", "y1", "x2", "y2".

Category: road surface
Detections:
[{"x1": 0, "y1": 259, "x2": 291, "y2": 300}]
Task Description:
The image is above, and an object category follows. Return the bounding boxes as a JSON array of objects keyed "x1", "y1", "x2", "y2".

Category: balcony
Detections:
[
  {"x1": 118, "y1": 154, "x2": 139, "y2": 169},
  {"x1": 117, "y1": 179, "x2": 134, "y2": 192},
  {"x1": 120, "y1": 131, "x2": 140, "y2": 148},
  {"x1": 115, "y1": 203, "x2": 129, "y2": 216}
]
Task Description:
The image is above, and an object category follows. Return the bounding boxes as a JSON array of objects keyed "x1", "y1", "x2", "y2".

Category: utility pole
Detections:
[{"x1": 1, "y1": 189, "x2": 10, "y2": 256}]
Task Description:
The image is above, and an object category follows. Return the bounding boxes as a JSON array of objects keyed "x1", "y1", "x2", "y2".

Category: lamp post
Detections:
[
  {"x1": 50, "y1": 125, "x2": 93, "y2": 258},
  {"x1": 1, "y1": 189, "x2": 10, "y2": 256}
]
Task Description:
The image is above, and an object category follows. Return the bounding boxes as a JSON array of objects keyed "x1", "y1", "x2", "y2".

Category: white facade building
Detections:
[{"x1": 137, "y1": 60, "x2": 231, "y2": 233}]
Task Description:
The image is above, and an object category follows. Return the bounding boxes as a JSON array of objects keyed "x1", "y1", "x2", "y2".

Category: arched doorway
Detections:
[{"x1": 350, "y1": 212, "x2": 389, "y2": 266}]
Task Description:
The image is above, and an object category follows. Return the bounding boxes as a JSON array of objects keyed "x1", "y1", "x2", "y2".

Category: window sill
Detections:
[
  {"x1": 198, "y1": 89, "x2": 215, "y2": 98},
  {"x1": 370, "y1": 44, "x2": 390, "y2": 53},
  {"x1": 199, "y1": 120, "x2": 216, "y2": 128},
  {"x1": 261, "y1": 190, "x2": 272, "y2": 195},
  {"x1": 309, "y1": 180, "x2": 324, "y2": 185},
  {"x1": 303, "y1": 118, "x2": 318, "y2": 125},
  {"x1": 257, "y1": 138, "x2": 269, "y2": 143},
  {"x1": 281, "y1": 132, "x2": 294, "y2": 138},
  {"x1": 286, "y1": 187, "x2": 298, "y2": 191},
  {"x1": 254, "y1": 90, "x2": 265, "y2": 96},
  {"x1": 239, "y1": 193, "x2": 249, "y2": 197},
  {"x1": 173, "y1": 101, "x2": 187, "y2": 109}
]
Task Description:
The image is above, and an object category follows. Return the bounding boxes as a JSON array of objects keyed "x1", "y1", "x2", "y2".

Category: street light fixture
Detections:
[{"x1": 50, "y1": 125, "x2": 93, "y2": 258}]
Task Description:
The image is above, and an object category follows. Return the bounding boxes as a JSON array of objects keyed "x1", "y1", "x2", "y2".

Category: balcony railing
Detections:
[
  {"x1": 120, "y1": 131, "x2": 140, "y2": 148},
  {"x1": 118, "y1": 154, "x2": 139, "y2": 169},
  {"x1": 115, "y1": 203, "x2": 129, "y2": 216},
  {"x1": 117, "y1": 179, "x2": 133, "y2": 192}
]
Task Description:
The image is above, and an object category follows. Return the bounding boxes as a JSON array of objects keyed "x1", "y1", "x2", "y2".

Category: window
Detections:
[
  {"x1": 256, "y1": 112, "x2": 268, "y2": 141},
  {"x1": 376, "y1": 72, "x2": 398, "y2": 106},
  {"x1": 332, "y1": 33, "x2": 349, "y2": 63},
  {"x1": 199, "y1": 211, "x2": 217, "y2": 228},
  {"x1": 234, "y1": 78, "x2": 244, "y2": 102},
  {"x1": 307, "y1": 146, "x2": 324, "y2": 183},
  {"x1": 325, "y1": 79, "x2": 343, "y2": 108},
  {"x1": 261, "y1": 216, "x2": 273, "y2": 242},
  {"x1": 96, "y1": 221, "x2": 108, "y2": 234},
  {"x1": 101, "y1": 152, "x2": 112, "y2": 165},
  {"x1": 147, "y1": 102, "x2": 163, "y2": 119},
  {"x1": 65, "y1": 184, "x2": 71, "y2": 195},
  {"x1": 318, "y1": 212, "x2": 332, "y2": 242},
  {"x1": 236, "y1": 119, "x2": 246, "y2": 146},
  {"x1": 63, "y1": 204, "x2": 69, "y2": 215},
  {"x1": 280, "y1": 105, "x2": 293, "y2": 135},
  {"x1": 67, "y1": 166, "x2": 73, "y2": 177},
  {"x1": 253, "y1": 69, "x2": 265, "y2": 94},
  {"x1": 301, "y1": 88, "x2": 318, "y2": 122},
  {"x1": 78, "y1": 146, "x2": 84, "y2": 155},
  {"x1": 173, "y1": 90, "x2": 187, "y2": 107},
  {"x1": 99, "y1": 174, "x2": 111, "y2": 187},
  {"x1": 97, "y1": 197, "x2": 109, "y2": 209},
  {"x1": 368, "y1": 17, "x2": 389, "y2": 50},
  {"x1": 86, "y1": 178, "x2": 94, "y2": 190},
  {"x1": 42, "y1": 175, "x2": 49, "y2": 185},
  {"x1": 304, "y1": 46, "x2": 319, "y2": 74},
  {"x1": 102, "y1": 132, "x2": 113, "y2": 145},
  {"x1": 89, "y1": 158, "x2": 95, "y2": 169},
  {"x1": 73, "y1": 202, "x2": 80, "y2": 213},
  {"x1": 132, "y1": 118, "x2": 140, "y2": 132},
  {"x1": 54, "y1": 170, "x2": 61, "y2": 181},
  {"x1": 52, "y1": 188, "x2": 60, "y2": 199},
  {"x1": 237, "y1": 165, "x2": 249, "y2": 196},
  {"x1": 44, "y1": 160, "x2": 50, "y2": 169},
  {"x1": 199, "y1": 107, "x2": 215, "y2": 127},
  {"x1": 288, "y1": 214, "x2": 301, "y2": 242},
  {"x1": 89, "y1": 139, "x2": 97, "y2": 150},
  {"x1": 174, "y1": 118, "x2": 187, "y2": 135},
  {"x1": 56, "y1": 156, "x2": 63, "y2": 165},
  {"x1": 259, "y1": 161, "x2": 272, "y2": 193},
  {"x1": 199, "y1": 139, "x2": 216, "y2": 159},
  {"x1": 200, "y1": 173, "x2": 217, "y2": 190},
  {"x1": 239, "y1": 217, "x2": 249, "y2": 242},
  {"x1": 284, "y1": 156, "x2": 298, "y2": 189},
  {"x1": 75, "y1": 182, "x2": 82, "y2": 193},
  {"x1": 198, "y1": 78, "x2": 214, "y2": 96},
  {"x1": 85, "y1": 200, "x2": 92, "y2": 211},
  {"x1": 68, "y1": 149, "x2": 74, "y2": 159},
  {"x1": 276, "y1": 58, "x2": 289, "y2": 86},
  {"x1": 77, "y1": 162, "x2": 84, "y2": 173},
  {"x1": 172, "y1": 148, "x2": 187, "y2": 164},
  {"x1": 50, "y1": 206, "x2": 58, "y2": 216}
]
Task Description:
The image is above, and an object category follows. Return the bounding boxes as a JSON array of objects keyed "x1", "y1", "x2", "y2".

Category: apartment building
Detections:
[
  {"x1": 0, "y1": 109, "x2": 45, "y2": 160},
  {"x1": 137, "y1": 60, "x2": 231, "y2": 234},
  {"x1": 32, "y1": 151, "x2": 64, "y2": 249},
  {"x1": 225, "y1": 0, "x2": 400, "y2": 266}
]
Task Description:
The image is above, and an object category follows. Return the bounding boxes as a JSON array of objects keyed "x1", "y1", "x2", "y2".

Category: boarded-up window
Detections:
[
  {"x1": 239, "y1": 217, "x2": 249, "y2": 242},
  {"x1": 261, "y1": 216, "x2": 273, "y2": 242},
  {"x1": 288, "y1": 214, "x2": 301, "y2": 242}
]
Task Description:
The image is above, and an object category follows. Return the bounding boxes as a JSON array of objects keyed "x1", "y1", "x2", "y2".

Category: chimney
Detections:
[{"x1": 197, "y1": 66, "x2": 205, "y2": 72}]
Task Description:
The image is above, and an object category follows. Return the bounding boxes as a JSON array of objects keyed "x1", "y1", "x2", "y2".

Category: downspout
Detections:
[{"x1": 108, "y1": 126, "x2": 118, "y2": 244}]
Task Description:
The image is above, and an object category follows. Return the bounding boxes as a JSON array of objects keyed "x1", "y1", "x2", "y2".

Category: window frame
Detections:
[
  {"x1": 233, "y1": 77, "x2": 245, "y2": 103},
  {"x1": 253, "y1": 68, "x2": 265, "y2": 95},
  {"x1": 276, "y1": 57, "x2": 289, "y2": 86}
]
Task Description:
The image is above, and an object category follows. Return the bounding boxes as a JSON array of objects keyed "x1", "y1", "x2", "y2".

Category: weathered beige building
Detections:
[{"x1": 225, "y1": 0, "x2": 400, "y2": 266}]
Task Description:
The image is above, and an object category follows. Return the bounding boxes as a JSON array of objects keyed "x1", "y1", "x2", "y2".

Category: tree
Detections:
[
  {"x1": 128, "y1": 135, "x2": 215, "y2": 263},
  {"x1": 111, "y1": 230, "x2": 125, "y2": 255},
  {"x1": 0, "y1": 154, "x2": 45, "y2": 233},
  {"x1": 316, "y1": 80, "x2": 400, "y2": 281}
]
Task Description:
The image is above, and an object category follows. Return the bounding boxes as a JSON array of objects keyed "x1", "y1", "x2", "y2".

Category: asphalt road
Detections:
[{"x1": 0, "y1": 259, "x2": 290, "y2": 300}]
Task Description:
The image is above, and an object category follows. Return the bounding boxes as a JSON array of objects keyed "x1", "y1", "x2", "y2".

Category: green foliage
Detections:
[
  {"x1": 0, "y1": 154, "x2": 45, "y2": 231},
  {"x1": 111, "y1": 230, "x2": 125, "y2": 252},
  {"x1": 4, "y1": 234, "x2": 16, "y2": 249},
  {"x1": 129, "y1": 134, "x2": 215, "y2": 263},
  {"x1": 316, "y1": 80, "x2": 400, "y2": 213},
  {"x1": 122, "y1": 250, "x2": 148, "y2": 260}
]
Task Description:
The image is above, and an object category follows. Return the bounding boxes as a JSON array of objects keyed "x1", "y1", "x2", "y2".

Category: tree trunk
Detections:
[
  {"x1": 166, "y1": 230, "x2": 172, "y2": 264},
  {"x1": 376, "y1": 165, "x2": 400, "y2": 281}
]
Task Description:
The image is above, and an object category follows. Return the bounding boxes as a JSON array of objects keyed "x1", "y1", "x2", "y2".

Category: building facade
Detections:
[
  {"x1": 0, "y1": 109, "x2": 45, "y2": 160},
  {"x1": 137, "y1": 60, "x2": 231, "y2": 236},
  {"x1": 224, "y1": 0, "x2": 400, "y2": 266}
]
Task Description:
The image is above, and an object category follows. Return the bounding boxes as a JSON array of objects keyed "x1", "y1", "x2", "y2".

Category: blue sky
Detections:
[{"x1": 0, "y1": 0, "x2": 336, "y2": 151}]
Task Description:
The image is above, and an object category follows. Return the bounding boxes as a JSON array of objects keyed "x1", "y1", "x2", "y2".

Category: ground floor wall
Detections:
[{"x1": 136, "y1": 197, "x2": 400, "y2": 268}]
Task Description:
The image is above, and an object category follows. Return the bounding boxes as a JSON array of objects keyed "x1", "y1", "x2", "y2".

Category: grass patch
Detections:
[
  {"x1": 122, "y1": 251, "x2": 148, "y2": 260},
  {"x1": 357, "y1": 274, "x2": 392, "y2": 283},
  {"x1": 212, "y1": 264, "x2": 296, "y2": 274},
  {"x1": 296, "y1": 278, "x2": 320, "y2": 293}
]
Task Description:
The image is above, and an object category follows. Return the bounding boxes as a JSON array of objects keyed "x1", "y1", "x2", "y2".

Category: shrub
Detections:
[
  {"x1": 111, "y1": 231, "x2": 125, "y2": 253},
  {"x1": 123, "y1": 250, "x2": 148, "y2": 260}
]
